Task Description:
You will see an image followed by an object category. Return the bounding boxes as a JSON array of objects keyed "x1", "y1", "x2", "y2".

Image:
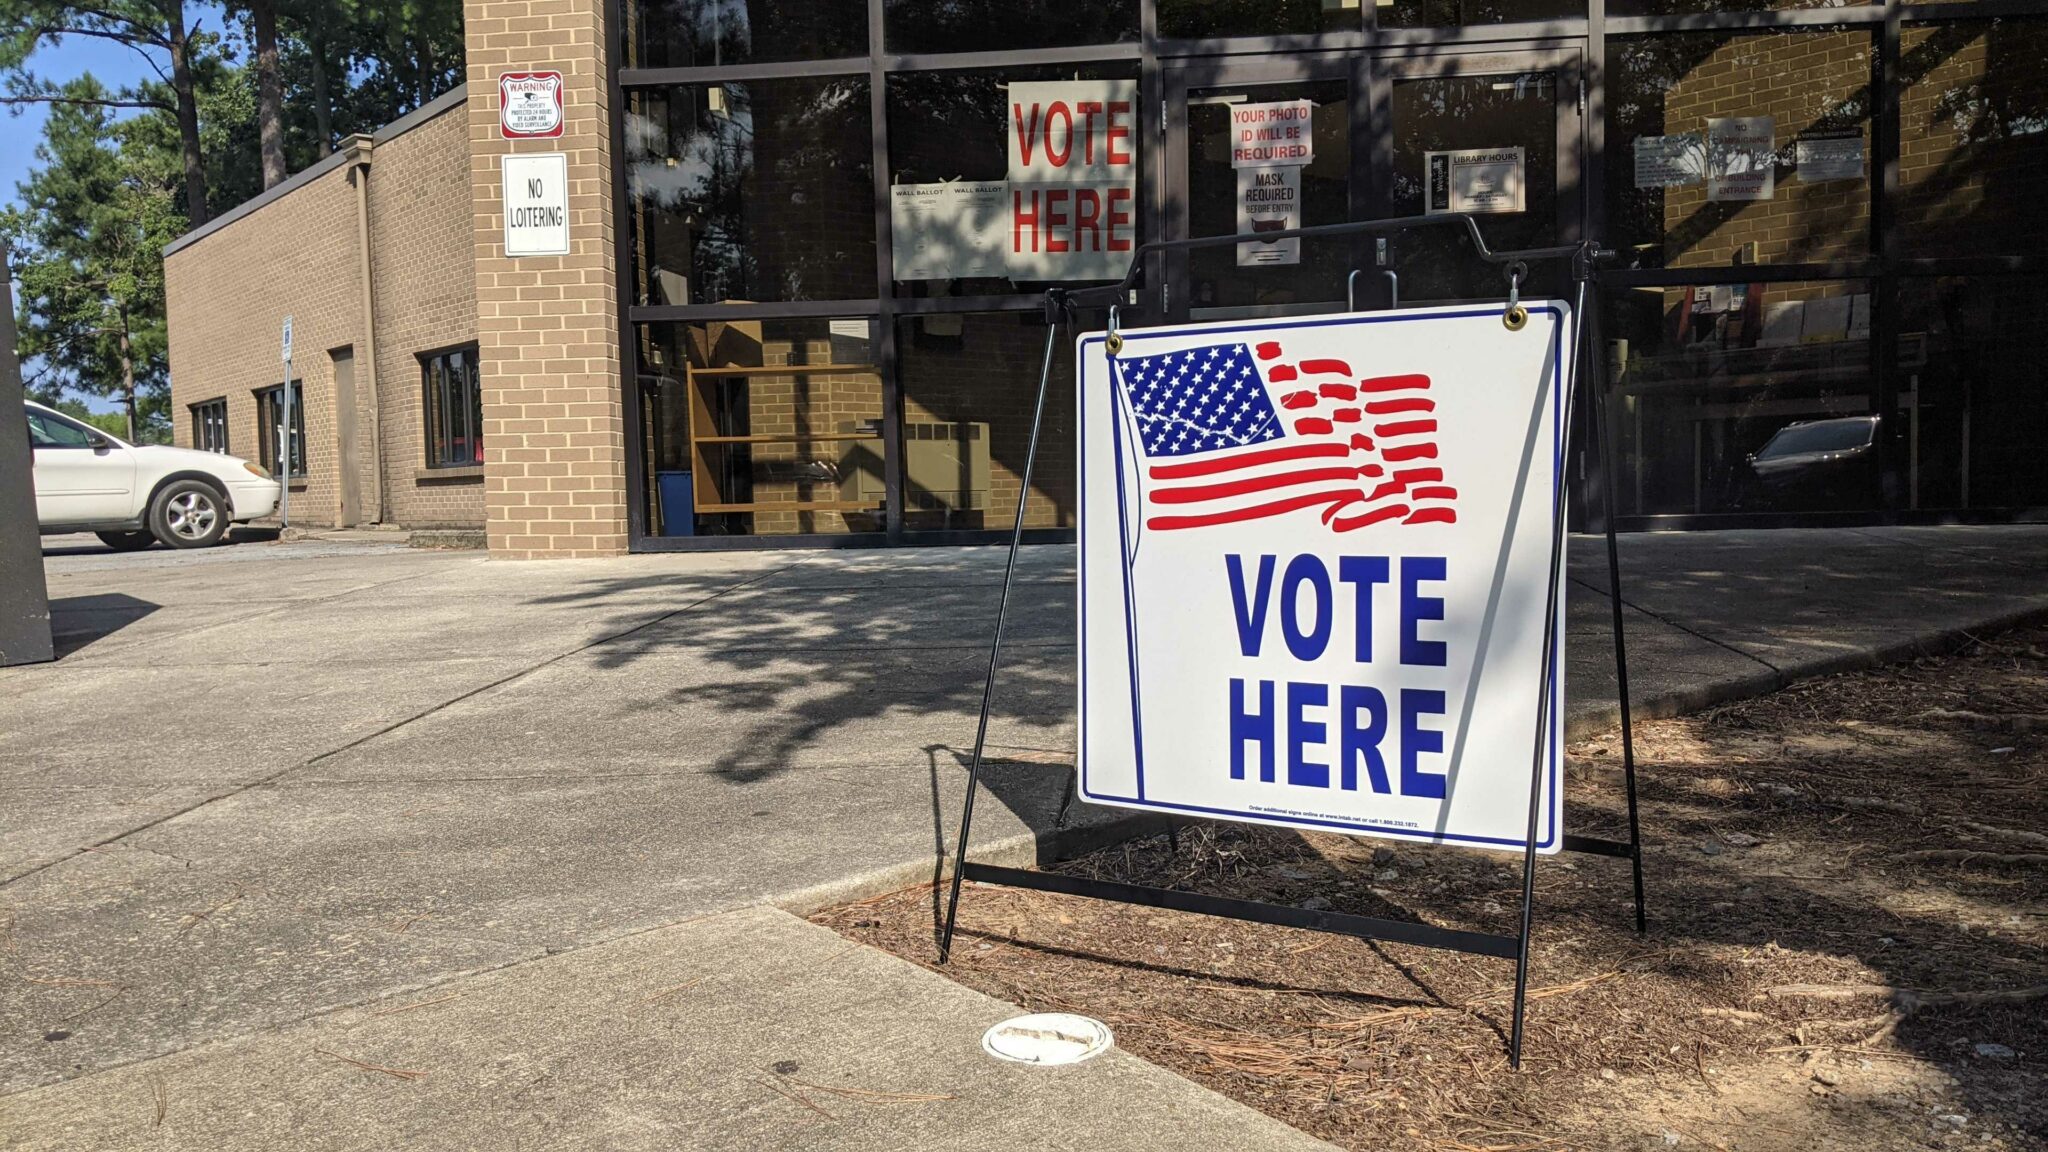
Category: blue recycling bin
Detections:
[{"x1": 656, "y1": 471, "x2": 695, "y2": 536}]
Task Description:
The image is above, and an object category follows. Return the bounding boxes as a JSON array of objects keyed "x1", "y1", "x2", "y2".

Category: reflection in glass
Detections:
[
  {"x1": 1157, "y1": 0, "x2": 1354, "y2": 39},
  {"x1": 626, "y1": 80, "x2": 875, "y2": 307},
  {"x1": 1606, "y1": 280, "x2": 1880, "y2": 517},
  {"x1": 1185, "y1": 79, "x2": 1349, "y2": 312},
  {"x1": 1608, "y1": 30, "x2": 1873, "y2": 271},
  {"x1": 1898, "y1": 20, "x2": 2048, "y2": 261},
  {"x1": 884, "y1": 0, "x2": 1136, "y2": 54},
  {"x1": 637, "y1": 319, "x2": 884, "y2": 537},
  {"x1": 622, "y1": 0, "x2": 866, "y2": 69},
  {"x1": 1379, "y1": 0, "x2": 1579, "y2": 30},
  {"x1": 1387, "y1": 73, "x2": 1559, "y2": 302},
  {"x1": 896, "y1": 312, "x2": 1077, "y2": 530},
  {"x1": 1897, "y1": 277, "x2": 2048, "y2": 511}
]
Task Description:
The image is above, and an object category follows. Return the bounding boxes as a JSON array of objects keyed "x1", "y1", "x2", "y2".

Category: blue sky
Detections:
[{"x1": 5, "y1": 8, "x2": 229, "y2": 412}]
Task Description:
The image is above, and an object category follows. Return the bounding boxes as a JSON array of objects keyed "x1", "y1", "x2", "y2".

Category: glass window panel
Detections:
[
  {"x1": 1606, "y1": 280, "x2": 1879, "y2": 517},
  {"x1": 1897, "y1": 276, "x2": 2048, "y2": 511},
  {"x1": 1379, "y1": 0, "x2": 1579, "y2": 31},
  {"x1": 637, "y1": 317, "x2": 884, "y2": 537},
  {"x1": 622, "y1": 0, "x2": 866, "y2": 70},
  {"x1": 886, "y1": 65, "x2": 1143, "y2": 298},
  {"x1": 627, "y1": 79, "x2": 876, "y2": 307},
  {"x1": 1385, "y1": 71, "x2": 1563, "y2": 302},
  {"x1": 1157, "y1": 0, "x2": 1356, "y2": 39},
  {"x1": 1608, "y1": 30, "x2": 1874, "y2": 272},
  {"x1": 884, "y1": 0, "x2": 1136, "y2": 54},
  {"x1": 1608, "y1": 0, "x2": 1838, "y2": 18},
  {"x1": 1898, "y1": 20, "x2": 2048, "y2": 261},
  {"x1": 895, "y1": 311, "x2": 1077, "y2": 531}
]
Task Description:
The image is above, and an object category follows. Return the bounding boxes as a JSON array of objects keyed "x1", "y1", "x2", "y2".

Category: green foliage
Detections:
[
  {"x1": 4, "y1": 0, "x2": 462, "y2": 433},
  {"x1": 2, "y1": 75, "x2": 181, "y2": 442}
]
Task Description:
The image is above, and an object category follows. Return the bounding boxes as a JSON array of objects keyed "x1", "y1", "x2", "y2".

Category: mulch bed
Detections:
[{"x1": 814, "y1": 626, "x2": 2048, "y2": 1151}]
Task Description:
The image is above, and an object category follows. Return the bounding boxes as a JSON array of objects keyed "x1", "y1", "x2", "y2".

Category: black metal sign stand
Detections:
[{"x1": 938, "y1": 214, "x2": 1647, "y2": 1069}]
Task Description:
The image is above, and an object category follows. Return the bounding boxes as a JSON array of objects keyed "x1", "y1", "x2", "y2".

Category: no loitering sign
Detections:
[
  {"x1": 502, "y1": 152, "x2": 570, "y2": 257},
  {"x1": 1077, "y1": 304, "x2": 1570, "y2": 852}
]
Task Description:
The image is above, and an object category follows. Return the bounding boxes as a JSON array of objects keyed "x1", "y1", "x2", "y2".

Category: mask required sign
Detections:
[{"x1": 1077, "y1": 303, "x2": 1569, "y2": 852}]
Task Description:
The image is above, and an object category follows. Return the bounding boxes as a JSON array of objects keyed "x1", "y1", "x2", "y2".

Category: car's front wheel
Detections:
[
  {"x1": 94, "y1": 530, "x2": 156, "y2": 552},
  {"x1": 148, "y1": 479, "x2": 229, "y2": 549}
]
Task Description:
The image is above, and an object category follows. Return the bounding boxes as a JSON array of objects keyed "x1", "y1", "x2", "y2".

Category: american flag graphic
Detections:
[{"x1": 1112, "y1": 339, "x2": 1457, "y2": 532}]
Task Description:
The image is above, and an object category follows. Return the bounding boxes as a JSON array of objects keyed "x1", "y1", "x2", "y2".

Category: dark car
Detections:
[{"x1": 1736, "y1": 415, "x2": 1880, "y2": 511}]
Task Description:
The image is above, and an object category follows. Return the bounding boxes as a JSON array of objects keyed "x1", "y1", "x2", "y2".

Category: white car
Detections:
[{"x1": 25, "y1": 400, "x2": 281, "y2": 550}]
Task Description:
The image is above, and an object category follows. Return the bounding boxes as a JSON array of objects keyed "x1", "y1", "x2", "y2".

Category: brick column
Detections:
[{"x1": 466, "y1": 0, "x2": 627, "y2": 557}]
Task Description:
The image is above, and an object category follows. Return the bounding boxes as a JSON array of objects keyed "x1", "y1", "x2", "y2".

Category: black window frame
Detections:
[
  {"x1": 420, "y1": 344, "x2": 484, "y2": 469},
  {"x1": 255, "y1": 382, "x2": 307, "y2": 479},
  {"x1": 191, "y1": 398, "x2": 229, "y2": 454},
  {"x1": 610, "y1": 0, "x2": 2048, "y2": 549}
]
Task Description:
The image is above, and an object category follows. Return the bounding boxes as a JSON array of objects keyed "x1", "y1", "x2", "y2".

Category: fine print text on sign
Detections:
[
  {"x1": 1425, "y1": 148, "x2": 1526, "y2": 215},
  {"x1": 499, "y1": 71, "x2": 564, "y2": 139},
  {"x1": 1007, "y1": 80, "x2": 1138, "y2": 281},
  {"x1": 502, "y1": 153, "x2": 570, "y2": 257},
  {"x1": 1078, "y1": 305, "x2": 1569, "y2": 852}
]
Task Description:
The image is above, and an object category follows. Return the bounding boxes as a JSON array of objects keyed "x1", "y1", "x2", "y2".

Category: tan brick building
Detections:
[
  {"x1": 166, "y1": 89, "x2": 484, "y2": 535},
  {"x1": 165, "y1": 0, "x2": 2047, "y2": 557}
]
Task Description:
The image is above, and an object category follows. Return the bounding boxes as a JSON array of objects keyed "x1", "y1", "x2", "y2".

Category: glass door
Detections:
[
  {"x1": 1162, "y1": 55, "x2": 1364, "y2": 322},
  {"x1": 1162, "y1": 48, "x2": 1583, "y2": 321},
  {"x1": 1370, "y1": 48, "x2": 1583, "y2": 305}
]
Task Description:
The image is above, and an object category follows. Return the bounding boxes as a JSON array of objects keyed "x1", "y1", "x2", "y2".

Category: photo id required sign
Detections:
[
  {"x1": 1077, "y1": 304, "x2": 1569, "y2": 852},
  {"x1": 502, "y1": 153, "x2": 570, "y2": 257}
]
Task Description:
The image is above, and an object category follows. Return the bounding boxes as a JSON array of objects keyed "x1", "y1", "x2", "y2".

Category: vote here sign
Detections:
[
  {"x1": 1007, "y1": 80, "x2": 1138, "y2": 281},
  {"x1": 1077, "y1": 304, "x2": 1570, "y2": 853}
]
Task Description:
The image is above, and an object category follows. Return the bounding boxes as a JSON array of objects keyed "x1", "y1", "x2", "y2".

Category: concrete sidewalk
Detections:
[{"x1": 3, "y1": 525, "x2": 2045, "y2": 1146}]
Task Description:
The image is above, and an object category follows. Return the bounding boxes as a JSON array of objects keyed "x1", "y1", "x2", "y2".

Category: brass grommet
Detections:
[
  {"x1": 1106, "y1": 331, "x2": 1124, "y2": 355},
  {"x1": 1503, "y1": 305, "x2": 1528, "y2": 332}
]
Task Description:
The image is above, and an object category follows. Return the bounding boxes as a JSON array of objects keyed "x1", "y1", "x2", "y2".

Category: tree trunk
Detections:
[
  {"x1": 309, "y1": 26, "x2": 334, "y2": 159},
  {"x1": 118, "y1": 317, "x2": 137, "y2": 444},
  {"x1": 165, "y1": 0, "x2": 210, "y2": 226},
  {"x1": 252, "y1": 0, "x2": 288, "y2": 189}
]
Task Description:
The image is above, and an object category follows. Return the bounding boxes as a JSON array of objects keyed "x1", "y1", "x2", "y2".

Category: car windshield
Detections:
[
  {"x1": 1756, "y1": 419, "x2": 1873, "y2": 460},
  {"x1": 26, "y1": 410, "x2": 97, "y2": 449}
]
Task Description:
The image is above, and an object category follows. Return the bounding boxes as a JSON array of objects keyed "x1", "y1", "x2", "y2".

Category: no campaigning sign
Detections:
[{"x1": 1077, "y1": 304, "x2": 1570, "y2": 853}]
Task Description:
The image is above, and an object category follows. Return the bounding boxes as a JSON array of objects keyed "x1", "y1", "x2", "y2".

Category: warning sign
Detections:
[{"x1": 499, "y1": 71, "x2": 564, "y2": 139}]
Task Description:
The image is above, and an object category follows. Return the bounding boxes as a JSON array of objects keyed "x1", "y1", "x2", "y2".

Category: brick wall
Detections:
[
  {"x1": 368, "y1": 106, "x2": 486, "y2": 528},
  {"x1": 165, "y1": 95, "x2": 481, "y2": 531},
  {"x1": 467, "y1": 0, "x2": 628, "y2": 558},
  {"x1": 166, "y1": 159, "x2": 359, "y2": 526},
  {"x1": 1658, "y1": 30, "x2": 1873, "y2": 272}
]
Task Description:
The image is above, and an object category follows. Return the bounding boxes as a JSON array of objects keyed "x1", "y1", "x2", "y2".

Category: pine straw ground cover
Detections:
[{"x1": 814, "y1": 626, "x2": 2048, "y2": 1152}]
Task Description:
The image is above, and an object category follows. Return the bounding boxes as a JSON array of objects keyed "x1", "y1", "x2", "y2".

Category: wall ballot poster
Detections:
[
  {"x1": 1006, "y1": 80, "x2": 1139, "y2": 281},
  {"x1": 1077, "y1": 304, "x2": 1570, "y2": 852},
  {"x1": 890, "y1": 182, "x2": 1008, "y2": 281},
  {"x1": 1634, "y1": 133, "x2": 1705, "y2": 189},
  {"x1": 1708, "y1": 116, "x2": 1776, "y2": 202},
  {"x1": 1424, "y1": 147, "x2": 1526, "y2": 215},
  {"x1": 1237, "y1": 165, "x2": 1301, "y2": 267}
]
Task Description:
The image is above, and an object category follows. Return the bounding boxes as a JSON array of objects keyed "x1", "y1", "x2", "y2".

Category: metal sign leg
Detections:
[
  {"x1": 1586, "y1": 296, "x2": 1649, "y2": 933},
  {"x1": 1507, "y1": 272, "x2": 1592, "y2": 1070},
  {"x1": 939, "y1": 294, "x2": 1066, "y2": 964}
]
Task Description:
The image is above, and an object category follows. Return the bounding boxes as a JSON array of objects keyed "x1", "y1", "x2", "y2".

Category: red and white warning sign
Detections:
[
  {"x1": 499, "y1": 71, "x2": 564, "y2": 139},
  {"x1": 1006, "y1": 80, "x2": 1138, "y2": 281}
]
